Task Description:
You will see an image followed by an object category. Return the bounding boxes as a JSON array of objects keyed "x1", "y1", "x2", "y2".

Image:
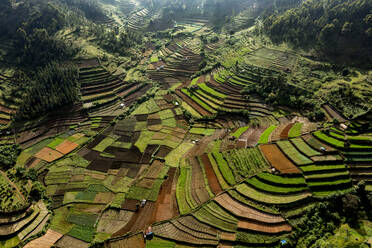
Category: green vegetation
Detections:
[
  {"x1": 16, "y1": 62, "x2": 79, "y2": 120},
  {"x1": 47, "y1": 137, "x2": 65, "y2": 149},
  {"x1": 313, "y1": 131, "x2": 344, "y2": 148},
  {"x1": 246, "y1": 176, "x2": 308, "y2": 194},
  {"x1": 277, "y1": 140, "x2": 313, "y2": 165},
  {"x1": 211, "y1": 152, "x2": 236, "y2": 186},
  {"x1": 189, "y1": 128, "x2": 215, "y2": 136},
  {"x1": 232, "y1": 126, "x2": 249, "y2": 138},
  {"x1": 0, "y1": 145, "x2": 21, "y2": 170},
  {"x1": 93, "y1": 137, "x2": 115, "y2": 152},
  {"x1": 288, "y1": 123, "x2": 303, "y2": 138},
  {"x1": 264, "y1": 0, "x2": 372, "y2": 64},
  {"x1": 258, "y1": 125, "x2": 277, "y2": 144},
  {"x1": 222, "y1": 147, "x2": 269, "y2": 180},
  {"x1": 291, "y1": 138, "x2": 321, "y2": 157}
]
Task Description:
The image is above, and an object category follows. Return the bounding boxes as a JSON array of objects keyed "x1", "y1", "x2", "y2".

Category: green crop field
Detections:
[
  {"x1": 2, "y1": 2, "x2": 371, "y2": 247},
  {"x1": 277, "y1": 140, "x2": 313, "y2": 165},
  {"x1": 258, "y1": 125, "x2": 277, "y2": 144},
  {"x1": 288, "y1": 122, "x2": 303, "y2": 138},
  {"x1": 212, "y1": 152, "x2": 236, "y2": 186}
]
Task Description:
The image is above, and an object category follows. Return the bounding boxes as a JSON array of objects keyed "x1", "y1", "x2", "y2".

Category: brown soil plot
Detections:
[
  {"x1": 56, "y1": 140, "x2": 79, "y2": 154},
  {"x1": 35, "y1": 147, "x2": 64, "y2": 162},
  {"x1": 260, "y1": 144, "x2": 301, "y2": 174},
  {"x1": 200, "y1": 154, "x2": 222, "y2": 195}
]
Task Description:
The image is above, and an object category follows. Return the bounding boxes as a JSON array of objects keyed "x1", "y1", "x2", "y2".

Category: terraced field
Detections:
[{"x1": 1, "y1": 9, "x2": 370, "y2": 247}]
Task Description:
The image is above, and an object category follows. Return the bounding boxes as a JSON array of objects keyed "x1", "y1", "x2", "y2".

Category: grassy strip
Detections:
[
  {"x1": 246, "y1": 177, "x2": 308, "y2": 194},
  {"x1": 257, "y1": 172, "x2": 306, "y2": 185},
  {"x1": 300, "y1": 164, "x2": 346, "y2": 173},
  {"x1": 232, "y1": 126, "x2": 249, "y2": 138},
  {"x1": 212, "y1": 152, "x2": 236, "y2": 186},
  {"x1": 236, "y1": 183, "x2": 310, "y2": 205},
  {"x1": 165, "y1": 142, "x2": 194, "y2": 167},
  {"x1": 199, "y1": 83, "x2": 226, "y2": 99},
  {"x1": 189, "y1": 128, "x2": 215, "y2": 136},
  {"x1": 277, "y1": 140, "x2": 313, "y2": 165},
  {"x1": 227, "y1": 190, "x2": 279, "y2": 214},
  {"x1": 135, "y1": 131, "x2": 155, "y2": 153},
  {"x1": 291, "y1": 138, "x2": 321, "y2": 157},
  {"x1": 305, "y1": 171, "x2": 350, "y2": 180},
  {"x1": 181, "y1": 88, "x2": 216, "y2": 114},
  {"x1": 176, "y1": 166, "x2": 191, "y2": 214},
  {"x1": 258, "y1": 125, "x2": 277, "y2": 144},
  {"x1": 132, "y1": 98, "x2": 160, "y2": 115},
  {"x1": 47, "y1": 138, "x2": 65, "y2": 149},
  {"x1": 193, "y1": 206, "x2": 237, "y2": 232},
  {"x1": 307, "y1": 178, "x2": 351, "y2": 187},
  {"x1": 181, "y1": 101, "x2": 202, "y2": 118},
  {"x1": 313, "y1": 131, "x2": 344, "y2": 148},
  {"x1": 288, "y1": 122, "x2": 303, "y2": 138},
  {"x1": 93, "y1": 137, "x2": 115, "y2": 152}
]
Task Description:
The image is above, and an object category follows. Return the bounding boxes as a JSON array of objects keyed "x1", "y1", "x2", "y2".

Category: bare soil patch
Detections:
[
  {"x1": 260, "y1": 144, "x2": 301, "y2": 174},
  {"x1": 35, "y1": 147, "x2": 64, "y2": 162},
  {"x1": 56, "y1": 140, "x2": 79, "y2": 154}
]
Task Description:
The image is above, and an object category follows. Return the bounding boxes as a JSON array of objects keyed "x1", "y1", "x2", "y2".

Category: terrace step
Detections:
[{"x1": 214, "y1": 193, "x2": 285, "y2": 224}]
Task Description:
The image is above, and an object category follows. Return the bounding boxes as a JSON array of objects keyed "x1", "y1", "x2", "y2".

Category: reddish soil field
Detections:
[
  {"x1": 24, "y1": 229, "x2": 63, "y2": 248},
  {"x1": 106, "y1": 233, "x2": 145, "y2": 248},
  {"x1": 27, "y1": 157, "x2": 41, "y2": 169},
  {"x1": 260, "y1": 144, "x2": 301, "y2": 174},
  {"x1": 55, "y1": 140, "x2": 79, "y2": 154},
  {"x1": 197, "y1": 75, "x2": 206, "y2": 83},
  {"x1": 151, "y1": 168, "x2": 177, "y2": 222},
  {"x1": 35, "y1": 147, "x2": 64, "y2": 162},
  {"x1": 144, "y1": 160, "x2": 163, "y2": 179},
  {"x1": 0, "y1": 105, "x2": 15, "y2": 114},
  {"x1": 121, "y1": 199, "x2": 140, "y2": 211},
  {"x1": 113, "y1": 201, "x2": 156, "y2": 236},
  {"x1": 200, "y1": 154, "x2": 222, "y2": 195},
  {"x1": 216, "y1": 193, "x2": 285, "y2": 223},
  {"x1": 152, "y1": 132, "x2": 168, "y2": 140},
  {"x1": 0, "y1": 119, "x2": 9, "y2": 125},
  {"x1": 54, "y1": 235, "x2": 89, "y2": 248},
  {"x1": 280, "y1": 123, "x2": 295, "y2": 140},
  {"x1": 238, "y1": 220, "x2": 292, "y2": 234}
]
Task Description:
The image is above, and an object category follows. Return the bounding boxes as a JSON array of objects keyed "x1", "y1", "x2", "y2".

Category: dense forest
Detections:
[
  {"x1": 16, "y1": 62, "x2": 79, "y2": 120},
  {"x1": 263, "y1": 0, "x2": 372, "y2": 64}
]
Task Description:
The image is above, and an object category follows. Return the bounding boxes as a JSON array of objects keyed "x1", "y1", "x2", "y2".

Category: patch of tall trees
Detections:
[
  {"x1": 0, "y1": 145, "x2": 21, "y2": 170},
  {"x1": 92, "y1": 26, "x2": 143, "y2": 55},
  {"x1": 15, "y1": 28, "x2": 79, "y2": 68},
  {"x1": 264, "y1": 0, "x2": 372, "y2": 64},
  {"x1": 16, "y1": 62, "x2": 80, "y2": 120},
  {"x1": 242, "y1": 73, "x2": 324, "y2": 120}
]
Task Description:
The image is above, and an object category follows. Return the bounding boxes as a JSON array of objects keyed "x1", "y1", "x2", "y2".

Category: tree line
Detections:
[{"x1": 263, "y1": 0, "x2": 372, "y2": 64}]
